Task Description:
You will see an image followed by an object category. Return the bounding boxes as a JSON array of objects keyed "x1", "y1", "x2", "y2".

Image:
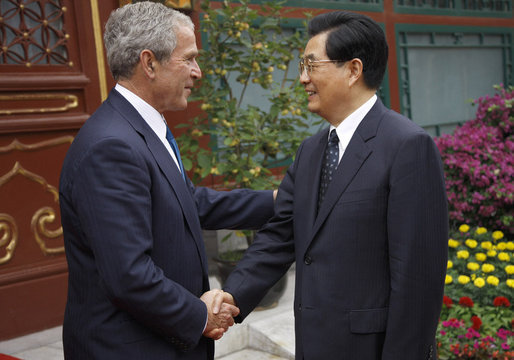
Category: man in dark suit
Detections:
[
  {"x1": 59, "y1": 2, "x2": 275, "y2": 359},
  {"x1": 219, "y1": 11, "x2": 448, "y2": 360}
]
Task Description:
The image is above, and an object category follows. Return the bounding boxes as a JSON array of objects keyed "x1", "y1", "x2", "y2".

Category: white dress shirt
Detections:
[
  {"x1": 115, "y1": 83, "x2": 183, "y2": 173},
  {"x1": 330, "y1": 94, "x2": 377, "y2": 164}
]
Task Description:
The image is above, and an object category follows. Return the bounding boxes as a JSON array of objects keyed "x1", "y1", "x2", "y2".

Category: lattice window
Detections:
[
  {"x1": 396, "y1": 0, "x2": 512, "y2": 13},
  {"x1": 397, "y1": 27, "x2": 512, "y2": 136},
  {"x1": 0, "y1": 0, "x2": 71, "y2": 67}
]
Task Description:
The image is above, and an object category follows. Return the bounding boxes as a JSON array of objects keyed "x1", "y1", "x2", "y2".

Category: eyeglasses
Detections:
[{"x1": 298, "y1": 58, "x2": 345, "y2": 76}]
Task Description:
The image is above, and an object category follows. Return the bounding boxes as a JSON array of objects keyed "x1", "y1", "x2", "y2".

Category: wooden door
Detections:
[{"x1": 0, "y1": 0, "x2": 114, "y2": 340}]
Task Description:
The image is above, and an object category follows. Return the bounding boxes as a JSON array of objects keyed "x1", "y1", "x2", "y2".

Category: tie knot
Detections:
[{"x1": 329, "y1": 129, "x2": 339, "y2": 144}]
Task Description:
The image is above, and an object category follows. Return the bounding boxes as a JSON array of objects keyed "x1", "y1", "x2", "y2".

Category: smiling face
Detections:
[
  {"x1": 300, "y1": 32, "x2": 350, "y2": 125},
  {"x1": 152, "y1": 25, "x2": 202, "y2": 112}
]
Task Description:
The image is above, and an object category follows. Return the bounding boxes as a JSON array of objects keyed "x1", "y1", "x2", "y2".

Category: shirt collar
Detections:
[
  {"x1": 330, "y1": 94, "x2": 377, "y2": 151},
  {"x1": 115, "y1": 83, "x2": 167, "y2": 140}
]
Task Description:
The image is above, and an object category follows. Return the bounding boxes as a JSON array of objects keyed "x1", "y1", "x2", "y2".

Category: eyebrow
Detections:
[{"x1": 303, "y1": 54, "x2": 318, "y2": 61}]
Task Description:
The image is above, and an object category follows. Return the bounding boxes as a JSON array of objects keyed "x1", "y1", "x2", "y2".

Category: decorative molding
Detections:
[
  {"x1": 0, "y1": 259, "x2": 67, "y2": 286},
  {"x1": 0, "y1": 214, "x2": 18, "y2": 265},
  {"x1": 0, "y1": 162, "x2": 64, "y2": 257},
  {"x1": 0, "y1": 161, "x2": 59, "y2": 203},
  {"x1": 31, "y1": 207, "x2": 64, "y2": 255},
  {"x1": 0, "y1": 93, "x2": 78, "y2": 116},
  {"x1": 90, "y1": 0, "x2": 108, "y2": 101},
  {"x1": 0, "y1": 136, "x2": 74, "y2": 154}
]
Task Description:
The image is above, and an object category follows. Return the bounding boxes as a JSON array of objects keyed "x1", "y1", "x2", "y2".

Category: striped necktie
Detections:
[
  {"x1": 164, "y1": 124, "x2": 186, "y2": 182},
  {"x1": 318, "y1": 129, "x2": 339, "y2": 210}
]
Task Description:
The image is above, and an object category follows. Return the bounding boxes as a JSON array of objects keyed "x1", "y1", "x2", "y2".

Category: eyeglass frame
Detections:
[{"x1": 298, "y1": 57, "x2": 346, "y2": 76}]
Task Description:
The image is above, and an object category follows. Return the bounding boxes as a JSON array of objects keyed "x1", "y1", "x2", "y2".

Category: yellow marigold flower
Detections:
[
  {"x1": 448, "y1": 239, "x2": 459, "y2": 248},
  {"x1": 458, "y1": 275, "x2": 470, "y2": 284},
  {"x1": 457, "y1": 250, "x2": 469, "y2": 259},
  {"x1": 487, "y1": 249, "x2": 497, "y2": 257},
  {"x1": 506, "y1": 265, "x2": 514, "y2": 275},
  {"x1": 475, "y1": 227, "x2": 487, "y2": 235},
  {"x1": 465, "y1": 239, "x2": 478, "y2": 248},
  {"x1": 474, "y1": 277, "x2": 485, "y2": 288},
  {"x1": 459, "y1": 224, "x2": 470, "y2": 233},
  {"x1": 497, "y1": 242, "x2": 507, "y2": 250},
  {"x1": 447, "y1": 260, "x2": 453, "y2": 269},
  {"x1": 486, "y1": 275, "x2": 499, "y2": 286},
  {"x1": 498, "y1": 252, "x2": 510, "y2": 262},
  {"x1": 445, "y1": 275, "x2": 453, "y2": 284},
  {"x1": 492, "y1": 230, "x2": 504, "y2": 240},
  {"x1": 471, "y1": 274, "x2": 477, "y2": 281},
  {"x1": 475, "y1": 253, "x2": 487, "y2": 262},
  {"x1": 507, "y1": 279, "x2": 514, "y2": 288},
  {"x1": 481, "y1": 241, "x2": 493, "y2": 250},
  {"x1": 467, "y1": 262, "x2": 480, "y2": 271},
  {"x1": 507, "y1": 242, "x2": 514, "y2": 251},
  {"x1": 481, "y1": 263, "x2": 495, "y2": 273}
]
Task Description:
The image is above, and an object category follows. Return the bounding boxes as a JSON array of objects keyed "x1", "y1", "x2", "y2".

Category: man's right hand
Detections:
[{"x1": 200, "y1": 290, "x2": 239, "y2": 340}]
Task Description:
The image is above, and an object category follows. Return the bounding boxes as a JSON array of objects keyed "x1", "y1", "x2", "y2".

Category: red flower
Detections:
[
  {"x1": 493, "y1": 296, "x2": 511, "y2": 307},
  {"x1": 459, "y1": 296, "x2": 474, "y2": 307},
  {"x1": 443, "y1": 295, "x2": 453, "y2": 308},
  {"x1": 471, "y1": 315, "x2": 482, "y2": 331}
]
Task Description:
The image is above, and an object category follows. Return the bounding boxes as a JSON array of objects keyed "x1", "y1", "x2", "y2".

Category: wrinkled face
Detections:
[
  {"x1": 300, "y1": 32, "x2": 349, "y2": 123},
  {"x1": 153, "y1": 25, "x2": 202, "y2": 112}
]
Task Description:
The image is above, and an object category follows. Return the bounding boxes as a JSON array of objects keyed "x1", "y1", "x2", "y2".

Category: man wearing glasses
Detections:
[{"x1": 219, "y1": 11, "x2": 448, "y2": 360}]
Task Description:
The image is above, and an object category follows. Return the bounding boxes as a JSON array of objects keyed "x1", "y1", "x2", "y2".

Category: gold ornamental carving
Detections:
[
  {"x1": 0, "y1": 136, "x2": 74, "y2": 154},
  {"x1": 0, "y1": 93, "x2": 78, "y2": 116},
  {"x1": 31, "y1": 207, "x2": 64, "y2": 255},
  {"x1": 0, "y1": 214, "x2": 18, "y2": 265},
  {"x1": 0, "y1": 162, "x2": 64, "y2": 256}
]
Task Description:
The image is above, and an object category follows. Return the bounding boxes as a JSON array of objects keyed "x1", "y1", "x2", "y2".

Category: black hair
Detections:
[{"x1": 308, "y1": 11, "x2": 388, "y2": 90}]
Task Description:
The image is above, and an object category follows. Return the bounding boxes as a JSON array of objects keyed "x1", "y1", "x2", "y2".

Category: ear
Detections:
[
  {"x1": 140, "y1": 49, "x2": 157, "y2": 79},
  {"x1": 347, "y1": 58, "x2": 364, "y2": 87}
]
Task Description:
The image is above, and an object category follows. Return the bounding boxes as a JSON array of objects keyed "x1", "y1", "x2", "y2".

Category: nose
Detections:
[
  {"x1": 299, "y1": 69, "x2": 310, "y2": 85},
  {"x1": 192, "y1": 59, "x2": 202, "y2": 80}
]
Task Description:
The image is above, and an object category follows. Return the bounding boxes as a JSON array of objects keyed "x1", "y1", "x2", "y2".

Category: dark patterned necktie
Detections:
[
  {"x1": 165, "y1": 125, "x2": 186, "y2": 182},
  {"x1": 318, "y1": 129, "x2": 339, "y2": 210}
]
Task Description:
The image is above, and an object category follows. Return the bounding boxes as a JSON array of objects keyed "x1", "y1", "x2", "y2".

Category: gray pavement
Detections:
[{"x1": 0, "y1": 271, "x2": 295, "y2": 360}]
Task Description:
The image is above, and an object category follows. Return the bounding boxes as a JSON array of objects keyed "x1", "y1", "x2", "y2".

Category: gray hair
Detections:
[{"x1": 103, "y1": 1, "x2": 194, "y2": 81}]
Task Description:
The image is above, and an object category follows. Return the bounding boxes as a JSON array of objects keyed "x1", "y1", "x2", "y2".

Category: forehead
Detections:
[
  {"x1": 173, "y1": 25, "x2": 198, "y2": 56},
  {"x1": 303, "y1": 32, "x2": 329, "y2": 59}
]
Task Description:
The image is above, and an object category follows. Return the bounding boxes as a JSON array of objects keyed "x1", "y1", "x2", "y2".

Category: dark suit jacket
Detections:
[
  {"x1": 223, "y1": 99, "x2": 448, "y2": 360},
  {"x1": 59, "y1": 89, "x2": 274, "y2": 360}
]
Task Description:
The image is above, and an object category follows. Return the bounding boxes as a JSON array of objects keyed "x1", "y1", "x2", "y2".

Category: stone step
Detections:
[{"x1": 216, "y1": 349, "x2": 289, "y2": 360}]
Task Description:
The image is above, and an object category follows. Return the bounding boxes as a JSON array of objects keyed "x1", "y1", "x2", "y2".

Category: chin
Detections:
[{"x1": 307, "y1": 103, "x2": 320, "y2": 115}]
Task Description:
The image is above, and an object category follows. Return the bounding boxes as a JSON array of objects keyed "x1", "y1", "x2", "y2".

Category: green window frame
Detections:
[
  {"x1": 249, "y1": 0, "x2": 383, "y2": 11},
  {"x1": 396, "y1": 24, "x2": 513, "y2": 135},
  {"x1": 395, "y1": 0, "x2": 512, "y2": 18}
]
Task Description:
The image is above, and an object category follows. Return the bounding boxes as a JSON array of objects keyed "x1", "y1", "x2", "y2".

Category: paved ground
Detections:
[{"x1": 0, "y1": 271, "x2": 295, "y2": 360}]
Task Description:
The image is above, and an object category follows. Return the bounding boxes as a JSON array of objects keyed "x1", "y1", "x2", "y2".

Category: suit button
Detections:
[{"x1": 304, "y1": 255, "x2": 312, "y2": 265}]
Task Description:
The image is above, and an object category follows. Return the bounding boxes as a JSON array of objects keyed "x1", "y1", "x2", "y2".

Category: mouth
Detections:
[{"x1": 306, "y1": 90, "x2": 316, "y2": 99}]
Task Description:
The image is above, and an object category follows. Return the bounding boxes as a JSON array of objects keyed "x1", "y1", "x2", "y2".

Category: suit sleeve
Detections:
[
  {"x1": 68, "y1": 137, "x2": 207, "y2": 348},
  {"x1": 382, "y1": 131, "x2": 448, "y2": 359},
  {"x1": 192, "y1": 185, "x2": 274, "y2": 231},
  {"x1": 221, "y1": 143, "x2": 304, "y2": 319}
]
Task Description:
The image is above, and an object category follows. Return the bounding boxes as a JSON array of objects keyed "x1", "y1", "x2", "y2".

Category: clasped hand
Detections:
[{"x1": 200, "y1": 289, "x2": 238, "y2": 340}]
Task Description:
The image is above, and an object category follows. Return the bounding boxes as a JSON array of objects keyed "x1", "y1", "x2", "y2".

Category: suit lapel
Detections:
[
  {"x1": 107, "y1": 90, "x2": 208, "y2": 274},
  {"x1": 308, "y1": 99, "x2": 386, "y2": 246},
  {"x1": 305, "y1": 129, "x2": 329, "y2": 230}
]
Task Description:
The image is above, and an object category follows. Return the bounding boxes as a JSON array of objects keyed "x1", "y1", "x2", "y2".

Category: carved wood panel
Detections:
[{"x1": 0, "y1": 0, "x2": 109, "y2": 340}]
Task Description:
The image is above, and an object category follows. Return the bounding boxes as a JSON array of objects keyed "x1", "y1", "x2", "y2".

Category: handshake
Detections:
[{"x1": 200, "y1": 289, "x2": 239, "y2": 340}]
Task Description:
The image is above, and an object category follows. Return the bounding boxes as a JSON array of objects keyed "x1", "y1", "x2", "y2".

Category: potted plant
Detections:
[{"x1": 177, "y1": 0, "x2": 314, "y2": 307}]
